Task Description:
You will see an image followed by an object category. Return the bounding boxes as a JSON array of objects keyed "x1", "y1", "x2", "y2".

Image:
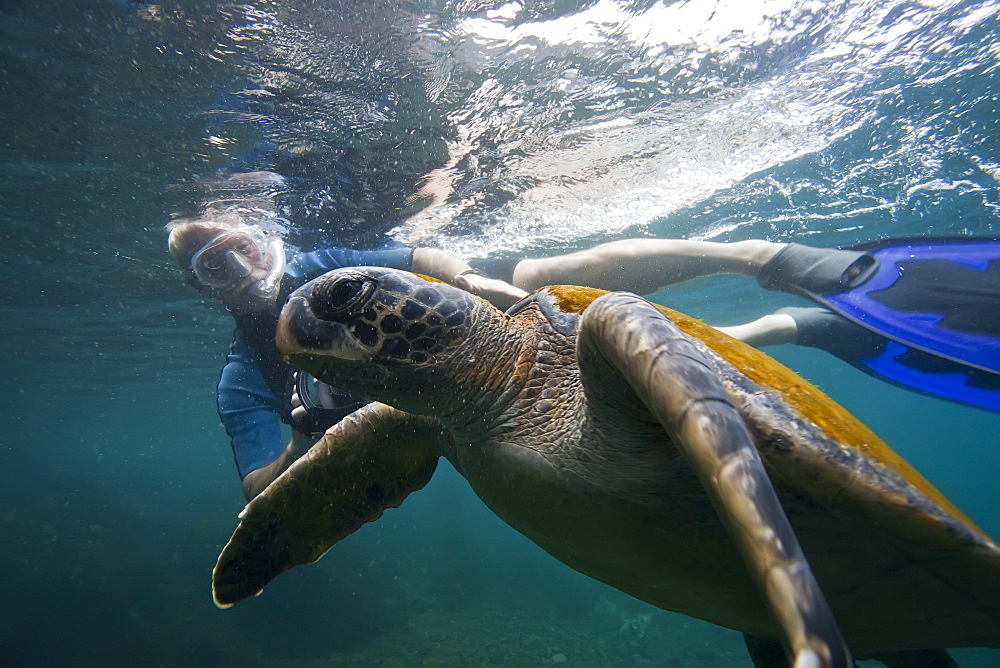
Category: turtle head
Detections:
[{"x1": 277, "y1": 267, "x2": 485, "y2": 412}]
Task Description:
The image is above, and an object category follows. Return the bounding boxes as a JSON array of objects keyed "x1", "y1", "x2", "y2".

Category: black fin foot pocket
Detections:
[{"x1": 758, "y1": 243, "x2": 878, "y2": 295}]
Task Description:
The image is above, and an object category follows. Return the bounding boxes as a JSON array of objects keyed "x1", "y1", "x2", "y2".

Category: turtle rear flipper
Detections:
[
  {"x1": 578, "y1": 292, "x2": 851, "y2": 668},
  {"x1": 213, "y1": 403, "x2": 446, "y2": 607}
]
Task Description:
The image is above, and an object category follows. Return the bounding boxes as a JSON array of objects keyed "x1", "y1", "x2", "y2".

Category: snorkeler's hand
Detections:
[
  {"x1": 454, "y1": 272, "x2": 528, "y2": 308},
  {"x1": 289, "y1": 374, "x2": 307, "y2": 423}
]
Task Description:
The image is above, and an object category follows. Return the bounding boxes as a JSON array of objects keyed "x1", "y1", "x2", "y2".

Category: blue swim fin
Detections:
[{"x1": 780, "y1": 236, "x2": 1000, "y2": 412}]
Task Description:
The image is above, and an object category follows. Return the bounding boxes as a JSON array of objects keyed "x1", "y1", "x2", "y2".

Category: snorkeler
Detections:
[{"x1": 167, "y1": 211, "x2": 524, "y2": 501}]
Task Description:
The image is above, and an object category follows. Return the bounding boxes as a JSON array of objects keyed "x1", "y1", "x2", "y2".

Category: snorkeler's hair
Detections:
[
  {"x1": 165, "y1": 170, "x2": 288, "y2": 267},
  {"x1": 165, "y1": 215, "x2": 248, "y2": 268}
]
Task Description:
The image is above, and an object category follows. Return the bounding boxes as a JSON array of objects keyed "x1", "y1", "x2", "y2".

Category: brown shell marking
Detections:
[{"x1": 544, "y1": 285, "x2": 979, "y2": 532}]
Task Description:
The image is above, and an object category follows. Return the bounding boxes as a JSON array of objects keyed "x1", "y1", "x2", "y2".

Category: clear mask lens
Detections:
[{"x1": 191, "y1": 227, "x2": 270, "y2": 288}]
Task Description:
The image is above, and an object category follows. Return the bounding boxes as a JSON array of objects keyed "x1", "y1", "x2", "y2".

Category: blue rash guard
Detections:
[{"x1": 217, "y1": 244, "x2": 413, "y2": 479}]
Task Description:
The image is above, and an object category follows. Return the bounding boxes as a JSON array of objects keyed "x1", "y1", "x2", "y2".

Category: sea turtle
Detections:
[{"x1": 212, "y1": 267, "x2": 1000, "y2": 667}]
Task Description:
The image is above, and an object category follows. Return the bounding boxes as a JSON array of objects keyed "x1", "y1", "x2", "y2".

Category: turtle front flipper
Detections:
[
  {"x1": 212, "y1": 402, "x2": 447, "y2": 607},
  {"x1": 577, "y1": 292, "x2": 851, "y2": 668}
]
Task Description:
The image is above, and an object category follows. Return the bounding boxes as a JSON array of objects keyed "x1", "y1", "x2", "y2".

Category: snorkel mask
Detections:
[{"x1": 190, "y1": 226, "x2": 286, "y2": 298}]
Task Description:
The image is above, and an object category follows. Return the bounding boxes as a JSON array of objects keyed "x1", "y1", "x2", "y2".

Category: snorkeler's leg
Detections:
[
  {"x1": 716, "y1": 306, "x2": 886, "y2": 362},
  {"x1": 511, "y1": 239, "x2": 785, "y2": 294},
  {"x1": 715, "y1": 312, "x2": 799, "y2": 348}
]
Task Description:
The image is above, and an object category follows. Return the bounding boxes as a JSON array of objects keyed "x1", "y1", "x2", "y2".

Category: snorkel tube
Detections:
[{"x1": 249, "y1": 237, "x2": 286, "y2": 298}]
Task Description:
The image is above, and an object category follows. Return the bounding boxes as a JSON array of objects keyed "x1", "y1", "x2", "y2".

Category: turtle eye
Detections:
[{"x1": 312, "y1": 274, "x2": 377, "y2": 321}]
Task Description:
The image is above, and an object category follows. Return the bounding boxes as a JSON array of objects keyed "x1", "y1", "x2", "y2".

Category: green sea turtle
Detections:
[{"x1": 212, "y1": 267, "x2": 1000, "y2": 667}]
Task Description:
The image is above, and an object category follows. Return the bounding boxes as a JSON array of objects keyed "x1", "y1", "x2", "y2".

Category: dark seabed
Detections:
[{"x1": 2, "y1": 0, "x2": 999, "y2": 665}]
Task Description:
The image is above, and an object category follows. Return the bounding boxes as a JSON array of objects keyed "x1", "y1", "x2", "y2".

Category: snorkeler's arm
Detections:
[
  {"x1": 242, "y1": 376, "x2": 329, "y2": 499},
  {"x1": 241, "y1": 429, "x2": 314, "y2": 500},
  {"x1": 412, "y1": 247, "x2": 526, "y2": 305},
  {"x1": 216, "y1": 330, "x2": 313, "y2": 501}
]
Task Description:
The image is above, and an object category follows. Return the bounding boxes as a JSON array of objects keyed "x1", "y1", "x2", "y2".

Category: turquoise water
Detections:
[{"x1": 2, "y1": 0, "x2": 999, "y2": 665}]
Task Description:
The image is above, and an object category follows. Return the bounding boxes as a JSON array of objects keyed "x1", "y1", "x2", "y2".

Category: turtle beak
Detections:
[{"x1": 277, "y1": 293, "x2": 370, "y2": 362}]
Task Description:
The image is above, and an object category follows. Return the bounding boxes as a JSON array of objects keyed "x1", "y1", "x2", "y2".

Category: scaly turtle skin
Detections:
[{"x1": 213, "y1": 268, "x2": 1000, "y2": 667}]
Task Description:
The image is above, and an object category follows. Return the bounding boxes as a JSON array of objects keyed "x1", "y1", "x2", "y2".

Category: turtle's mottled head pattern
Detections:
[{"x1": 277, "y1": 267, "x2": 484, "y2": 409}]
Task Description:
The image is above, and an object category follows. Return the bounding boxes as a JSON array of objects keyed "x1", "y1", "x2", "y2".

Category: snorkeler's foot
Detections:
[
  {"x1": 775, "y1": 306, "x2": 886, "y2": 362},
  {"x1": 757, "y1": 243, "x2": 878, "y2": 295}
]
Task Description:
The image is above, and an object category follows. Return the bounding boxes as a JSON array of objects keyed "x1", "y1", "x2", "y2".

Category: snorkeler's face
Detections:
[
  {"x1": 187, "y1": 226, "x2": 283, "y2": 313},
  {"x1": 190, "y1": 227, "x2": 270, "y2": 289}
]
